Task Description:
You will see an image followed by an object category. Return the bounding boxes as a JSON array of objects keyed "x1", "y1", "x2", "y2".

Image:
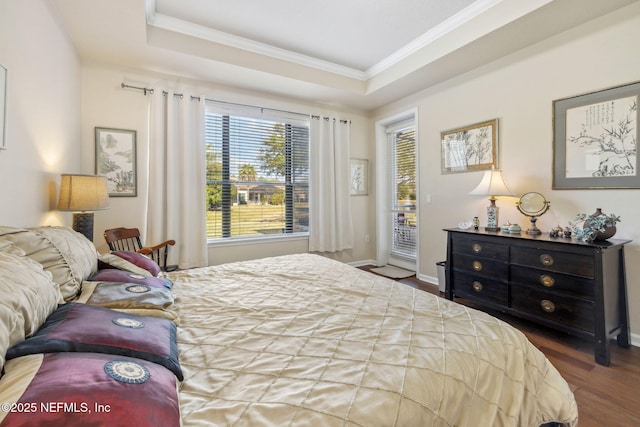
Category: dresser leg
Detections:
[{"x1": 595, "y1": 338, "x2": 611, "y2": 366}]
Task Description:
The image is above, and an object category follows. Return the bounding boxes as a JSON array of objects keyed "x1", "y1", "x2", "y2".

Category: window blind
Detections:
[
  {"x1": 205, "y1": 103, "x2": 309, "y2": 239},
  {"x1": 387, "y1": 123, "x2": 416, "y2": 259}
]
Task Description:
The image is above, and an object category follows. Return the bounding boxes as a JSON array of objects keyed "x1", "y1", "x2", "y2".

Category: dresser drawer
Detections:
[
  {"x1": 511, "y1": 286, "x2": 594, "y2": 332},
  {"x1": 451, "y1": 235, "x2": 508, "y2": 260},
  {"x1": 452, "y1": 271, "x2": 508, "y2": 306},
  {"x1": 511, "y1": 266, "x2": 595, "y2": 299},
  {"x1": 511, "y1": 246, "x2": 594, "y2": 277},
  {"x1": 452, "y1": 253, "x2": 508, "y2": 279}
]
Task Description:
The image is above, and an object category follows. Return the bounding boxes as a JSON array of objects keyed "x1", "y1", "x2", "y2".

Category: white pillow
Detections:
[
  {"x1": 0, "y1": 226, "x2": 99, "y2": 301},
  {"x1": 0, "y1": 251, "x2": 62, "y2": 372}
]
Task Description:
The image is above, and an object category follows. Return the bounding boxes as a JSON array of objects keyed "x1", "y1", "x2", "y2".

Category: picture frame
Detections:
[
  {"x1": 0, "y1": 64, "x2": 7, "y2": 151},
  {"x1": 553, "y1": 81, "x2": 640, "y2": 189},
  {"x1": 95, "y1": 127, "x2": 137, "y2": 197},
  {"x1": 441, "y1": 118, "x2": 498, "y2": 174},
  {"x1": 350, "y1": 158, "x2": 368, "y2": 195}
]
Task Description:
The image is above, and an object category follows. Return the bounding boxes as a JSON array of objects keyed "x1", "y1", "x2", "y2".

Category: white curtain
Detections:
[
  {"x1": 147, "y1": 87, "x2": 208, "y2": 269},
  {"x1": 309, "y1": 117, "x2": 354, "y2": 252}
]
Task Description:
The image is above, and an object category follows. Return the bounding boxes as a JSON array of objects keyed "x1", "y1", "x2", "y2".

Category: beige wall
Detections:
[
  {"x1": 0, "y1": 0, "x2": 81, "y2": 226},
  {"x1": 372, "y1": 2, "x2": 640, "y2": 343},
  {"x1": 80, "y1": 64, "x2": 375, "y2": 264}
]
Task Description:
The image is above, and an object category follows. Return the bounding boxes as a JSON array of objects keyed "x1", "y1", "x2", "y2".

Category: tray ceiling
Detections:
[{"x1": 49, "y1": 0, "x2": 639, "y2": 110}]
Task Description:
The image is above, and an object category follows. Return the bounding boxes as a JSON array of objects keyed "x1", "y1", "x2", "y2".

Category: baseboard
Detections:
[
  {"x1": 416, "y1": 272, "x2": 439, "y2": 289},
  {"x1": 630, "y1": 332, "x2": 640, "y2": 348}
]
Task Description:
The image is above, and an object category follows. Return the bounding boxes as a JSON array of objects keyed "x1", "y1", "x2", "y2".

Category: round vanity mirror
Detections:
[{"x1": 516, "y1": 192, "x2": 550, "y2": 235}]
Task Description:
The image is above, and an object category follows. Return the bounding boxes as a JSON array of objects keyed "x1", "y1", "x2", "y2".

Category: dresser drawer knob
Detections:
[
  {"x1": 472, "y1": 261, "x2": 483, "y2": 271},
  {"x1": 539, "y1": 274, "x2": 555, "y2": 287},
  {"x1": 472, "y1": 281, "x2": 483, "y2": 292},
  {"x1": 540, "y1": 299, "x2": 556, "y2": 313},
  {"x1": 539, "y1": 254, "x2": 554, "y2": 266},
  {"x1": 472, "y1": 243, "x2": 482, "y2": 253}
]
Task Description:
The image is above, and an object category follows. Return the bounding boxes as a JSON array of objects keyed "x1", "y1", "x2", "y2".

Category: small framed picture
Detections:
[
  {"x1": 350, "y1": 158, "x2": 368, "y2": 195},
  {"x1": 441, "y1": 119, "x2": 498, "y2": 174},
  {"x1": 95, "y1": 127, "x2": 137, "y2": 197}
]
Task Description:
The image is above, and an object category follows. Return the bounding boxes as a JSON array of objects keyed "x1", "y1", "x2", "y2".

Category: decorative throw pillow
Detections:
[
  {"x1": 0, "y1": 250, "x2": 62, "y2": 372},
  {"x1": 0, "y1": 225, "x2": 99, "y2": 301},
  {"x1": 98, "y1": 253, "x2": 154, "y2": 277},
  {"x1": 0, "y1": 353, "x2": 181, "y2": 426},
  {"x1": 6, "y1": 302, "x2": 182, "y2": 380},
  {"x1": 89, "y1": 269, "x2": 173, "y2": 289},
  {"x1": 110, "y1": 250, "x2": 162, "y2": 276},
  {"x1": 75, "y1": 281, "x2": 177, "y2": 322}
]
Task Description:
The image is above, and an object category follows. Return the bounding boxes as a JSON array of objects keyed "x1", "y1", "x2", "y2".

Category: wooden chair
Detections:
[{"x1": 104, "y1": 227, "x2": 177, "y2": 272}]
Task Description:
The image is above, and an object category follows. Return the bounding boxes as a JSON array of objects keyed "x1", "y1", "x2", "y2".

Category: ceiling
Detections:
[{"x1": 49, "y1": 0, "x2": 638, "y2": 111}]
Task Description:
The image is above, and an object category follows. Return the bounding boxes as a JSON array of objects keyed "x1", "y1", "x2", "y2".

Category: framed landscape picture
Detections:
[
  {"x1": 553, "y1": 81, "x2": 639, "y2": 189},
  {"x1": 441, "y1": 119, "x2": 498, "y2": 174},
  {"x1": 95, "y1": 127, "x2": 137, "y2": 196}
]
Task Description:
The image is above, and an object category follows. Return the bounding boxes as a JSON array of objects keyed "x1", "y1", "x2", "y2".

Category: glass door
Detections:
[{"x1": 388, "y1": 125, "x2": 416, "y2": 262}]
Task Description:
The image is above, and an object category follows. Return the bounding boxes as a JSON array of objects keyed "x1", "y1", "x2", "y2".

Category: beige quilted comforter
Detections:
[{"x1": 168, "y1": 254, "x2": 578, "y2": 427}]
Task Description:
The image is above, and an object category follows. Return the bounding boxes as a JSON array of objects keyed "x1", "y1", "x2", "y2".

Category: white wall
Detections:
[
  {"x1": 81, "y1": 64, "x2": 375, "y2": 264},
  {"x1": 372, "y1": 2, "x2": 640, "y2": 342},
  {"x1": 0, "y1": 0, "x2": 81, "y2": 226}
]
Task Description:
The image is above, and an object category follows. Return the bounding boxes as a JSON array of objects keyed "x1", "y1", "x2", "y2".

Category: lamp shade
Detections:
[
  {"x1": 468, "y1": 169, "x2": 514, "y2": 197},
  {"x1": 57, "y1": 174, "x2": 110, "y2": 212}
]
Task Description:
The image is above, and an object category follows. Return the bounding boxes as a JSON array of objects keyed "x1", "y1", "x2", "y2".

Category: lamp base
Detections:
[
  {"x1": 486, "y1": 201, "x2": 499, "y2": 231},
  {"x1": 72, "y1": 212, "x2": 94, "y2": 242}
]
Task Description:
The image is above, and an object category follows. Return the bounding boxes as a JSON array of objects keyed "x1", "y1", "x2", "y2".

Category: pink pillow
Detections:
[{"x1": 111, "y1": 251, "x2": 161, "y2": 276}]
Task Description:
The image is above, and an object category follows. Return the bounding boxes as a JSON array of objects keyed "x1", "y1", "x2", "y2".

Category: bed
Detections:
[{"x1": 0, "y1": 225, "x2": 578, "y2": 426}]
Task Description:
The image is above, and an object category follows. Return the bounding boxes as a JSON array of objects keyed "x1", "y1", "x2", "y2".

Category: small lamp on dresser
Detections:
[
  {"x1": 57, "y1": 174, "x2": 110, "y2": 241},
  {"x1": 469, "y1": 168, "x2": 514, "y2": 231}
]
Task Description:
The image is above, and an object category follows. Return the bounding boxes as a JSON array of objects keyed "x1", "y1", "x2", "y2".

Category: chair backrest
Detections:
[{"x1": 104, "y1": 227, "x2": 144, "y2": 252}]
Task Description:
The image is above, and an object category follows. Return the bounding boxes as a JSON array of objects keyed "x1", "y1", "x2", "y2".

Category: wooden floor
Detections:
[{"x1": 361, "y1": 266, "x2": 640, "y2": 426}]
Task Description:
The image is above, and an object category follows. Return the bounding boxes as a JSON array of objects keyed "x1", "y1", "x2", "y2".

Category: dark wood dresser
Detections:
[{"x1": 444, "y1": 228, "x2": 630, "y2": 366}]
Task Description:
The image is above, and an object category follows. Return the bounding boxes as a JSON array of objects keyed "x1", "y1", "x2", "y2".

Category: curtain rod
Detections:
[
  {"x1": 312, "y1": 115, "x2": 351, "y2": 124},
  {"x1": 121, "y1": 82, "x2": 305, "y2": 116},
  {"x1": 120, "y1": 82, "x2": 346, "y2": 121},
  {"x1": 207, "y1": 98, "x2": 308, "y2": 119},
  {"x1": 121, "y1": 83, "x2": 154, "y2": 95}
]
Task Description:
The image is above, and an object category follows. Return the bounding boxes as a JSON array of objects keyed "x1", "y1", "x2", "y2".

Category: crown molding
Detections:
[
  {"x1": 365, "y1": 0, "x2": 504, "y2": 77},
  {"x1": 145, "y1": 0, "x2": 558, "y2": 88},
  {"x1": 148, "y1": 12, "x2": 367, "y2": 81},
  {"x1": 145, "y1": 0, "x2": 511, "y2": 83}
]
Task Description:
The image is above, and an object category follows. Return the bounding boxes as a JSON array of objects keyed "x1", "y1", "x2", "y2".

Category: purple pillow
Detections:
[
  {"x1": 6, "y1": 303, "x2": 182, "y2": 380},
  {"x1": 89, "y1": 269, "x2": 172, "y2": 289},
  {"x1": 111, "y1": 251, "x2": 161, "y2": 276},
  {"x1": 1, "y1": 352, "x2": 180, "y2": 427}
]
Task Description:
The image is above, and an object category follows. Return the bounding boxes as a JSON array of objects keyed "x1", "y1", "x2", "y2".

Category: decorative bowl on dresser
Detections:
[{"x1": 444, "y1": 228, "x2": 631, "y2": 366}]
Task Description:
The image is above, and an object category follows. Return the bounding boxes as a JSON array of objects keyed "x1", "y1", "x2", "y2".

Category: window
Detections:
[
  {"x1": 205, "y1": 102, "x2": 309, "y2": 240},
  {"x1": 388, "y1": 122, "x2": 416, "y2": 260}
]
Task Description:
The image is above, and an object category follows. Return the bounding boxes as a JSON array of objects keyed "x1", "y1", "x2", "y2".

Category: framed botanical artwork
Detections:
[
  {"x1": 350, "y1": 158, "x2": 368, "y2": 195},
  {"x1": 95, "y1": 127, "x2": 137, "y2": 197},
  {"x1": 441, "y1": 119, "x2": 498, "y2": 174},
  {"x1": 0, "y1": 64, "x2": 7, "y2": 151},
  {"x1": 553, "y1": 81, "x2": 640, "y2": 189}
]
